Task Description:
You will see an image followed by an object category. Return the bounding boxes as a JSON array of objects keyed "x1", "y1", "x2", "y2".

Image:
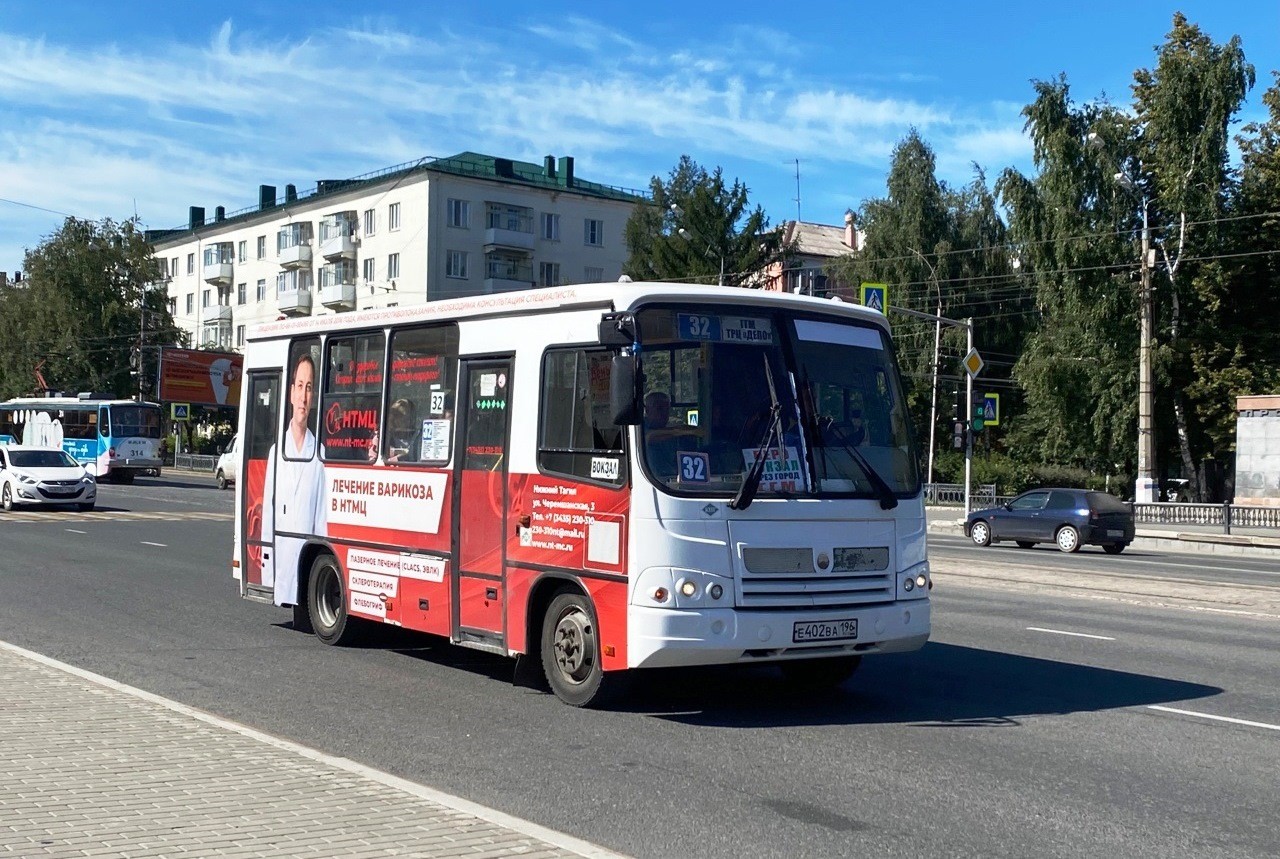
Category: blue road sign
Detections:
[{"x1": 860, "y1": 282, "x2": 888, "y2": 314}]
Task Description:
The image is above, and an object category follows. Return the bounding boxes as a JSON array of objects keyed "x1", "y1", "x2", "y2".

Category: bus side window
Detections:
[
  {"x1": 98, "y1": 408, "x2": 110, "y2": 438},
  {"x1": 538, "y1": 348, "x2": 626, "y2": 485}
]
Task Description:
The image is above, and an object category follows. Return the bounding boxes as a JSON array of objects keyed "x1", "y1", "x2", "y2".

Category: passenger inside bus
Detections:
[{"x1": 386, "y1": 398, "x2": 419, "y2": 462}]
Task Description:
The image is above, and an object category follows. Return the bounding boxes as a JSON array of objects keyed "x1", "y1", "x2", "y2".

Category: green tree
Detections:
[
  {"x1": 0, "y1": 217, "x2": 183, "y2": 401},
  {"x1": 1131, "y1": 12, "x2": 1254, "y2": 499},
  {"x1": 623, "y1": 155, "x2": 790, "y2": 287}
]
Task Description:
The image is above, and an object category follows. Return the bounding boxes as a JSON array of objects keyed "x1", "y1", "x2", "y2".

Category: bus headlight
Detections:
[
  {"x1": 899, "y1": 561, "x2": 930, "y2": 601},
  {"x1": 633, "y1": 568, "x2": 733, "y2": 609}
]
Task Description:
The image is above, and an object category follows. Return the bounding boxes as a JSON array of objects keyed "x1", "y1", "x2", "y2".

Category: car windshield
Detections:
[
  {"x1": 9, "y1": 450, "x2": 79, "y2": 468},
  {"x1": 634, "y1": 306, "x2": 919, "y2": 498},
  {"x1": 111, "y1": 405, "x2": 162, "y2": 439}
]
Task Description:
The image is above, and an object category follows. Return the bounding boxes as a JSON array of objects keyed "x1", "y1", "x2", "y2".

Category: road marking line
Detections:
[
  {"x1": 1026, "y1": 626, "x2": 1115, "y2": 640},
  {"x1": 140, "y1": 541, "x2": 167, "y2": 547},
  {"x1": 65, "y1": 529, "x2": 86, "y2": 534},
  {"x1": 1148, "y1": 705, "x2": 1280, "y2": 732}
]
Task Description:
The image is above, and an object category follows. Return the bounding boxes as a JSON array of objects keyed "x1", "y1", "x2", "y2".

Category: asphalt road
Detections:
[{"x1": 1, "y1": 475, "x2": 1277, "y2": 858}]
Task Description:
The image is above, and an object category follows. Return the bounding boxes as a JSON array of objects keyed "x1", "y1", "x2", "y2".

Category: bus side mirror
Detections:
[
  {"x1": 598, "y1": 312, "x2": 636, "y2": 348},
  {"x1": 610, "y1": 354, "x2": 641, "y2": 425}
]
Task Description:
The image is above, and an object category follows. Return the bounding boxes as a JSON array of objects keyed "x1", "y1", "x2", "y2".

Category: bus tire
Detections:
[
  {"x1": 541, "y1": 591, "x2": 622, "y2": 708},
  {"x1": 307, "y1": 553, "x2": 361, "y2": 646},
  {"x1": 779, "y1": 655, "x2": 862, "y2": 690}
]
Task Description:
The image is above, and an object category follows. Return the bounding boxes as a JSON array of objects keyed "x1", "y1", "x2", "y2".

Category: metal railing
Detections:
[
  {"x1": 174, "y1": 453, "x2": 218, "y2": 472},
  {"x1": 924, "y1": 483, "x2": 997, "y2": 506},
  {"x1": 1134, "y1": 502, "x2": 1280, "y2": 534}
]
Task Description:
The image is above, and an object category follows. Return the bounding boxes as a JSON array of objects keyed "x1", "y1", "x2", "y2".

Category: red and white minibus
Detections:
[{"x1": 233, "y1": 282, "x2": 930, "y2": 706}]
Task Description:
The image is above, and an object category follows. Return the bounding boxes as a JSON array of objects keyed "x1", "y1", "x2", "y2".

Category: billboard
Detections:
[{"x1": 159, "y1": 347, "x2": 243, "y2": 408}]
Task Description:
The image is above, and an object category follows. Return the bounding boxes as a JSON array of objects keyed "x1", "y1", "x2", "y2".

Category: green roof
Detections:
[{"x1": 147, "y1": 151, "x2": 650, "y2": 245}]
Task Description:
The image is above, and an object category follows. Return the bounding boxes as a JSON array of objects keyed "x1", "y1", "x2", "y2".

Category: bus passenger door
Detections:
[
  {"x1": 241, "y1": 371, "x2": 281, "y2": 601},
  {"x1": 452, "y1": 358, "x2": 512, "y2": 645}
]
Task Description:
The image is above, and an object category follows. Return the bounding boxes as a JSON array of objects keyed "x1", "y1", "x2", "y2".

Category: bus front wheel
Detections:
[
  {"x1": 307, "y1": 554, "x2": 361, "y2": 646},
  {"x1": 540, "y1": 592, "x2": 622, "y2": 708}
]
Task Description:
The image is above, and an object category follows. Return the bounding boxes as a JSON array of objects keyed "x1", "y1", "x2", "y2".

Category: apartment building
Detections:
[{"x1": 146, "y1": 152, "x2": 649, "y2": 351}]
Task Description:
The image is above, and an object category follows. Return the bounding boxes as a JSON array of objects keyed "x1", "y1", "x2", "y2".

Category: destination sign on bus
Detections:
[{"x1": 678, "y1": 313, "x2": 774, "y2": 344}]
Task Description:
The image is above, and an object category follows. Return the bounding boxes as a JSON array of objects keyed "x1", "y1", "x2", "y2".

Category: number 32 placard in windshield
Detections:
[{"x1": 678, "y1": 313, "x2": 774, "y2": 344}]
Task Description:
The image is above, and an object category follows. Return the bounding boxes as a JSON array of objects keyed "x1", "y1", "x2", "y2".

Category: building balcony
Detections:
[
  {"x1": 277, "y1": 286, "x2": 312, "y2": 316},
  {"x1": 318, "y1": 263, "x2": 357, "y2": 310},
  {"x1": 203, "y1": 305, "x2": 232, "y2": 324},
  {"x1": 279, "y1": 241, "x2": 312, "y2": 268},
  {"x1": 202, "y1": 262, "x2": 233, "y2": 284},
  {"x1": 319, "y1": 232, "x2": 356, "y2": 260},
  {"x1": 483, "y1": 227, "x2": 535, "y2": 253},
  {"x1": 200, "y1": 319, "x2": 231, "y2": 348}
]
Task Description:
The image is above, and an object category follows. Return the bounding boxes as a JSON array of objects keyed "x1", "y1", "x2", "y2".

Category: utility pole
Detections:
[{"x1": 1136, "y1": 206, "x2": 1156, "y2": 503}]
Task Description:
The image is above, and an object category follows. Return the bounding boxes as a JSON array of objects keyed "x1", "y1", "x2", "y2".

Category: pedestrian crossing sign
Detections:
[
  {"x1": 171, "y1": 403, "x2": 190, "y2": 421},
  {"x1": 859, "y1": 282, "x2": 888, "y2": 314},
  {"x1": 982, "y1": 393, "x2": 1000, "y2": 426}
]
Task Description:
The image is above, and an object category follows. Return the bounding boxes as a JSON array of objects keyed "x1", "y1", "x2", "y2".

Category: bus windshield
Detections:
[
  {"x1": 635, "y1": 307, "x2": 919, "y2": 499},
  {"x1": 111, "y1": 405, "x2": 162, "y2": 439}
]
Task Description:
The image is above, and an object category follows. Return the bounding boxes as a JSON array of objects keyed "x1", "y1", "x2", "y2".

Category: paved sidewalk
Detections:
[{"x1": 0, "y1": 642, "x2": 625, "y2": 859}]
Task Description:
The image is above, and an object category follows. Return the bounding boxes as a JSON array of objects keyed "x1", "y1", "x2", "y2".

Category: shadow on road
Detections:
[{"x1": 626, "y1": 642, "x2": 1220, "y2": 727}]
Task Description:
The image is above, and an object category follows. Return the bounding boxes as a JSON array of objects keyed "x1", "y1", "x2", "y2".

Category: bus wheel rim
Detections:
[
  {"x1": 318, "y1": 565, "x2": 341, "y2": 628},
  {"x1": 553, "y1": 608, "x2": 595, "y2": 684}
]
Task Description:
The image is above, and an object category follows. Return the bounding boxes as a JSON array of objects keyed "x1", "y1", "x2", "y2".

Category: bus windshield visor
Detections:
[
  {"x1": 634, "y1": 308, "x2": 919, "y2": 498},
  {"x1": 111, "y1": 406, "x2": 162, "y2": 439}
]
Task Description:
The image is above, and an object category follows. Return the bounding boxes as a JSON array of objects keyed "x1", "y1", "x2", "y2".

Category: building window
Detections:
[
  {"x1": 256, "y1": 236, "x2": 266, "y2": 259},
  {"x1": 235, "y1": 324, "x2": 245, "y2": 347},
  {"x1": 388, "y1": 202, "x2": 401, "y2": 231},
  {"x1": 171, "y1": 257, "x2": 178, "y2": 278},
  {"x1": 541, "y1": 212, "x2": 560, "y2": 241},
  {"x1": 584, "y1": 219, "x2": 603, "y2": 247},
  {"x1": 446, "y1": 250, "x2": 468, "y2": 279},
  {"x1": 538, "y1": 262, "x2": 560, "y2": 287},
  {"x1": 363, "y1": 208, "x2": 376, "y2": 236},
  {"x1": 237, "y1": 240, "x2": 247, "y2": 263},
  {"x1": 184, "y1": 294, "x2": 193, "y2": 314},
  {"x1": 256, "y1": 279, "x2": 266, "y2": 302},
  {"x1": 584, "y1": 266, "x2": 604, "y2": 283},
  {"x1": 538, "y1": 348, "x2": 626, "y2": 485},
  {"x1": 167, "y1": 297, "x2": 177, "y2": 316},
  {"x1": 202, "y1": 289, "x2": 211, "y2": 308},
  {"x1": 186, "y1": 253, "x2": 194, "y2": 275},
  {"x1": 236, "y1": 283, "x2": 246, "y2": 305},
  {"x1": 447, "y1": 199, "x2": 469, "y2": 228},
  {"x1": 362, "y1": 258, "x2": 375, "y2": 284},
  {"x1": 387, "y1": 253, "x2": 400, "y2": 280}
]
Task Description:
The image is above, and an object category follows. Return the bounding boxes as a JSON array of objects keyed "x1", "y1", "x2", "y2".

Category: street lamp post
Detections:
[{"x1": 909, "y1": 248, "x2": 943, "y2": 490}]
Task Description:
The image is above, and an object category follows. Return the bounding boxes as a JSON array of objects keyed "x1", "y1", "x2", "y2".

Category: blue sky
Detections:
[{"x1": 2, "y1": 1, "x2": 1277, "y2": 271}]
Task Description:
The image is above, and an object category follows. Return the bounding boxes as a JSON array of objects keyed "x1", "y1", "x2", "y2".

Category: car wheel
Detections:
[
  {"x1": 1, "y1": 483, "x2": 14, "y2": 511},
  {"x1": 1102, "y1": 543, "x2": 1127, "y2": 555},
  {"x1": 1055, "y1": 525, "x2": 1081, "y2": 553},
  {"x1": 541, "y1": 591, "x2": 625, "y2": 708},
  {"x1": 216, "y1": 470, "x2": 228, "y2": 491},
  {"x1": 779, "y1": 655, "x2": 862, "y2": 690},
  {"x1": 970, "y1": 520, "x2": 992, "y2": 547},
  {"x1": 307, "y1": 554, "x2": 362, "y2": 646},
  {"x1": 1016, "y1": 541, "x2": 1036, "y2": 549}
]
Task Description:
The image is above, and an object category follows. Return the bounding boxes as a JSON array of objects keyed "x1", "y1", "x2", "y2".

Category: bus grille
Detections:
[{"x1": 738, "y1": 547, "x2": 894, "y2": 610}]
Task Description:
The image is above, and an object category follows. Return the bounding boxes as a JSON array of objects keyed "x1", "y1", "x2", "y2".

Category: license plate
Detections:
[
  {"x1": 1107, "y1": 529, "x2": 1124, "y2": 537},
  {"x1": 793, "y1": 618, "x2": 858, "y2": 643}
]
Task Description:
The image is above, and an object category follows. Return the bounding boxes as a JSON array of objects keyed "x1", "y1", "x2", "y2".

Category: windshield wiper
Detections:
[
  {"x1": 822, "y1": 420, "x2": 898, "y2": 510},
  {"x1": 729, "y1": 357, "x2": 783, "y2": 511}
]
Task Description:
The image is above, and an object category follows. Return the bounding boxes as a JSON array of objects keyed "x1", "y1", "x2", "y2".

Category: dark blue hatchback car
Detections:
[{"x1": 964, "y1": 488, "x2": 1136, "y2": 554}]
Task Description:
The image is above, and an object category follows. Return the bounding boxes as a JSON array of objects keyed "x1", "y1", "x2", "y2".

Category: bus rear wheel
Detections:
[
  {"x1": 541, "y1": 592, "x2": 622, "y2": 708},
  {"x1": 307, "y1": 554, "x2": 360, "y2": 646}
]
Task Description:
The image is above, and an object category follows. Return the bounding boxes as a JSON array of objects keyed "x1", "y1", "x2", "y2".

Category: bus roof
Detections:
[
  {"x1": 0, "y1": 398, "x2": 160, "y2": 408},
  {"x1": 248, "y1": 281, "x2": 891, "y2": 343}
]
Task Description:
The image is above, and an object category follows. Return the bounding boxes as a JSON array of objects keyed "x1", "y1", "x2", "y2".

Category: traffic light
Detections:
[
  {"x1": 952, "y1": 387, "x2": 965, "y2": 422},
  {"x1": 952, "y1": 420, "x2": 966, "y2": 450}
]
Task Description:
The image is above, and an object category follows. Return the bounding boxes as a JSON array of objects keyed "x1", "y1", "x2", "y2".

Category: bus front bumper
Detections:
[{"x1": 627, "y1": 601, "x2": 930, "y2": 670}]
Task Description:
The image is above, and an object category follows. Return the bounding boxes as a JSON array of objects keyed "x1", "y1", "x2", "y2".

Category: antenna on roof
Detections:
[{"x1": 793, "y1": 158, "x2": 802, "y2": 222}]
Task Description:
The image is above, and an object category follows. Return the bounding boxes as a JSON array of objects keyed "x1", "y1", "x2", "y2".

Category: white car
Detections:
[
  {"x1": 0, "y1": 445, "x2": 97, "y2": 511},
  {"x1": 215, "y1": 434, "x2": 240, "y2": 491}
]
